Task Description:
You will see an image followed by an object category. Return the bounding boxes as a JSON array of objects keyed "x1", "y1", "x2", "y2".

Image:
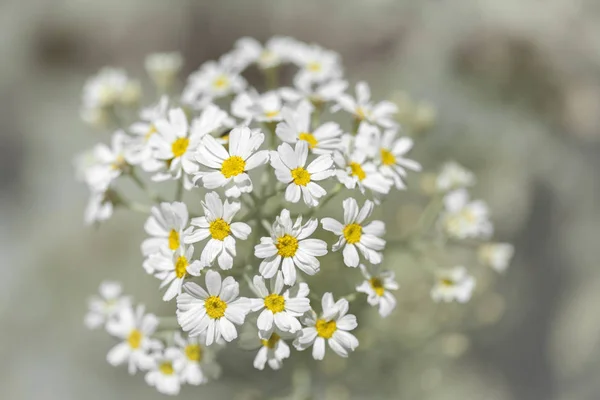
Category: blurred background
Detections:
[{"x1": 2, "y1": 0, "x2": 600, "y2": 399}]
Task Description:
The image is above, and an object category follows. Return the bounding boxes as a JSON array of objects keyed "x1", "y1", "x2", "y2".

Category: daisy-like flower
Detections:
[
  {"x1": 440, "y1": 189, "x2": 493, "y2": 239},
  {"x1": 141, "y1": 201, "x2": 190, "y2": 258},
  {"x1": 184, "y1": 191, "x2": 251, "y2": 270},
  {"x1": 145, "y1": 245, "x2": 204, "y2": 301},
  {"x1": 145, "y1": 348, "x2": 185, "y2": 396},
  {"x1": 249, "y1": 272, "x2": 311, "y2": 339},
  {"x1": 84, "y1": 281, "x2": 131, "y2": 329},
  {"x1": 430, "y1": 266, "x2": 476, "y2": 303},
  {"x1": 355, "y1": 264, "x2": 398, "y2": 317},
  {"x1": 255, "y1": 209, "x2": 327, "y2": 285},
  {"x1": 234, "y1": 36, "x2": 299, "y2": 70},
  {"x1": 270, "y1": 141, "x2": 334, "y2": 207},
  {"x1": 336, "y1": 81, "x2": 398, "y2": 128},
  {"x1": 84, "y1": 130, "x2": 132, "y2": 192},
  {"x1": 333, "y1": 148, "x2": 393, "y2": 197},
  {"x1": 436, "y1": 161, "x2": 476, "y2": 193},
  {"x1": 127, "y1": 96, "x2": 169, "y2": 171},
  {"x1": 81, "y1": 67, "x2": 140, "y2": 116},
  {"x1": 231, "y1": 90, "x2": 283, "y2": 123},
  {"x1": 145, "y1": 52, "x2": 183, "y2": 90},
  {"x1": 194, "y1": 126, "x2": 269, "y2": 198},
  {"x1": 321, "y1": 198, "x2": 386, "y2": 268},
  {"x1": 291, "y1": 44, "x2": 343, "y2": 84},
  {"x1": 478, "y1": 243, "x2": 514, "y2": 273},
  {"x1": 176, "y1": 270, "x2": 251, "y2": 346},
  {"x1": 172, "y1": 332, "x2": 221, "y2": 385},
  {"x1": 280, "y1": 77, "x2": 348, "y2": 106},
  {"x1": 106, "y1": 305, "x2": 162, "y2": 374},
  {"x1": 239, "y1": 327, "x2": 292, "y2": 371},
  {"x1": 293, "y1": 293, "x2": 359, "y2": 360},
  {"x1": 182, "y1": 58, "x2": 246, "y2": 106},
  {"x1": 84, "y1": 190, "x2": 115, "y2": 225},
  {"x1": 372, "y1": 127, "x2": 421, "y2": 190},
  {"x1": 276, "y1": 101, "x2": 343, "y2": 154}
]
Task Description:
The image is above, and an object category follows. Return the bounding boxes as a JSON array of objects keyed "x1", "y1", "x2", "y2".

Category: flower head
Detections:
[
  {"x1": 85, "y1": 281, "x2": 131, "y2": 329},
  {"x1": 431, "y1": 266, "x2": 476, "y2": 303},
  {"x1": 355, "y1": 265, "x2": 398, "y2": 317}
]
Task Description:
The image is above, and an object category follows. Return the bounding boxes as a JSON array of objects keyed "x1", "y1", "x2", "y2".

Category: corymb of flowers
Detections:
[{"x1": 78, "y1": 36, "x2": 514, "y2": 396}]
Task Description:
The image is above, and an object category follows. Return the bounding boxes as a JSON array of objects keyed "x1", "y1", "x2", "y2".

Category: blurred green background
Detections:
[{"x1": 2, "y1": 0, "x2": 600, "y2": 399}]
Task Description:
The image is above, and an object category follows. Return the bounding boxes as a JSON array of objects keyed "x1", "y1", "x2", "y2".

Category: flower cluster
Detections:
[{"x1": 79, "y1": 37, "x2": 514, "y2": 396}]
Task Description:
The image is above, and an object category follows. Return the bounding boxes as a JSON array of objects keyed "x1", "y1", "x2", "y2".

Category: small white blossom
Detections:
[
  {"x1": 184, "y1": 192, "x2": 251, "y2": 270},
  {"x1": 280, "y1": 77, "x2": 348, "y2": 106},
  {"x1": 142, "y1": 201, "x2": 190, "y2": 258},
  {"x1": 294, "y1": 293, "x2": 359, "y2": 360},
  {"x1": 106, "y1": 305, "x2": 162, "y2": 374},
  {"x1": 270, "y1": 141, "x2": 334, "y2": 207},
  {"x1": 372, "y1": 128, "x2": 421, "y2": 189},
  {"x1": 176, "y1": 270, "x2": 252, "y2": 346},
  {"x1": 173, "y1": 332, "x2": 221, "y2": 385},
  {"x1": 84, "y1": 131, "x2": 132, "y2": 192},
  {"x1": 355, "y1": 265, "x2": 398, "y2": 317},
  {"x1": 81, "y1": 67, "x2": 140, "y2": 122},
  {"x1": 85, "y1": 281, "x2": 131, "y2": 329},
  {"x1": 436, "y1": 161, "x2": 476, "y2": 192},
  {"x1": 255, "y1": 209, "x2": 328, "y2": 285},
  {"x1": 84, "y1": 191, "x2": 114, "y2": 225},
  {"x1": 145, "y1": 52, "x2": 183, "y2": 90},
  {"x1": 239, "y1": 327, "x2": 292, "y2": 370},
  {"x1": 336, "y1": 81, "x2": 397, "y2": 128},
  {"x1": 195, "y1": 126, "x2": 269, "y2": 198},
  {"x1": 127, "y1": 96, "x2": 170, "y2": 171},
  {"x1": 145, "y1": 245, "x2": 204, "y2": 301},
  {"x1": 431, "y1": 266, "x2": 476, "y2": 303},
  {"x1": 478, "y1": 243, "x2": 514, "y2": 273},
  {"x1": 234, "y1": 36, "x2": 300, "y2": 70},
  {"x1": 183, "y1": 58, "x2": 246, "y2": 106},
  {"x1": 249, "y1": 272, "x2": 311, "y2": 339},
  {"x1": 145, "y1": 348, "x2": 185, "y2": 396},
  {"x1": 321, "y1": 198, "x2": 386, "y2": 267},
  {"x1": 291, "y1": 44, "x2": 342, "y2": 84},
  {"x1": 440, "y1": 189, "x2": 493, "y2": 239},
  {"x1": 231, "y1": 90, "x2": 283, "y2": 123}
]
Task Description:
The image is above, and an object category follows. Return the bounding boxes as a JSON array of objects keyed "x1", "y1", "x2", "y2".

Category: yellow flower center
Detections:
[
  {"x1": 111, "y1": 154, "x2": 127, "y2": 171},
  {"x1": 343, "y1": 223, "x2": 362, "y2": 244},
  {"x1": 171, "y1": 137, "x2": 189, "y2": 158},
  {"x1": 349, "y1": 162, "x2": 366, "y2": 181},
  {"x1": 174, "y1": 256, "x2": 188, "y2": 279},
  {"x1": 263, "y1": 293, "x2": 286, "y2": 313},
  {"x1": 356, "y1": 106, "x2": 369, "y2": 120},
  {"x1": 315, "y1": 319, "x2": 337, "y2": 339},
  {"x1": 261, "y1": 333, "x2": 281, "y2": 349},
  {"x1": 221, "y1": 155, "x2": 246, "y2": 178},
  {"x1": 185, "y1": 344, "x2": 202, "y2": 362},
  {"x1": 127, "y1": 329, "x2": 142, "y2": 349},
  {"x1": 159, "y1": 362, "x2": 174, "y2": 375},
  {"x1": 168, "y1": 229, "x2": 180, "y2": 250},
  {"x1": 276, "y1": 234, "x2": 299, "y2": 258},
  {"x1": 380, "y1": 148, "x2": 396, "y2": 166},
  {"x1": 213, "y1": 75, "x2": 230, "y2": 89},
  {"x1": 307, "y1": 61, "x2": 322, "y2": 72},
  {"x1": 291, "y1": 167, "x2": 311, "y2": 186},
  {"x1": 264, "y1": 110, "x2": 280, "y2": 119},
  {"x1": 209, "y1": 218, "x2": 231, "y2": 241},
  {"x1": 145, "y1": 125, "x2": 157, "y2": 141},
  {"x1": 441, "y1": 278, "x2": 455, "y2": 287},
  {"x1": 298, "y1": 132, "x2": 318, "y2": 149},
  {"x1": 369, "y1": 277, "x2": 385, "y2": 296},
  {"x1": 205, "y1": 296, "x2": 227, "y2": 319}
]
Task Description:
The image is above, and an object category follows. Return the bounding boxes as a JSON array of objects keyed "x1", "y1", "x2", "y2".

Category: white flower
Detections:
[
  {"x1": 478, "y1": 243, "x2": 514, "y2": 273},
  {"x1": 291, "y1": 44, "x2": 342, "y2": 84},
  {"x1": 173, "y1": 332, "x2": 221, "y2": 385},
  {"x1": 145, "y1": 348, "x2": 185, "y2": 396},
  {"x1": 373, "y1": 128, "x2": 421, "y2": 189},
  {"x1": 145, "y1": 52, "x2": 183, "y2": 90},
  {"x1": 142, "y1": 201, "x2": 190, "y2": 258},
  {"x1": 145, "y1": 245, "x2": 204, "y2": 301},
  {"x1": 239, "y1": 327, "x2": 292, "y2": 371},
  {"x1": 355, "y1": 265, "x2": 398, "y2": 317},
  {"x1": 81, "y1": 67, "x2": 140, "y2": 112},
  {"x1": 231, "y1": 90, "x2": 283, "y2": 123},
  {"x1": 336, "y1": 82, "x2": 397, "y2": 128},
  {"x1": 106, "y1": 305, "x2": 161, "y2": 374},
  {"x1": 182, "y1": 58, "x2": 246, "y2": 106},
  {"x1": 234, "y1": 36, "x2": 299, "y2": 70},
  {"x1": 255, "y1": 209, "x2": 328, "y2": 285},
  {"x1": 184, "y1": 192, "x2": 251, "y2": 270},
  {"x1": 84, "y1": 131, "x2": 132, "y2": 192},
  {"x1": 293, "y1": 293, "x2": 359, "y2": 360},
  {"x1": 280, "y1": 77, "x2": 348, "y2": 106},
  {"x1": 431, "y1": 266, "x2": 476, "y2": 303},
  {"x1": 127, "y1": 96, "x2": 170, "y2": 171},
  {"x1": 249, "y1": 272, "x2": 311, "y2": 339},
  {"x1": 176, "y1": 270, "x2": 251, "y2": 346},
  {"x1": 85, "y1": 281, "x2": 131, "y2": 329},
  {"x1": 440, "y1": 189, "x2": 493, "y2": 239},
  {"x1": 276, "y1": 101, "x2": 343, "y2": 154},
  {"x1": 321, "y1": 198, "x2": 386, "y2": 267},
  {"x1": 84, "y1": 191, "x2": 114, "y2": 225},
  {"x1": 436, "y1": 161, "x2": 476, "y2": 193},
  {"x1": 195, "y1": 126, "x2": 269, "y2": 198},
  {"x1": 270, "y1": 141, "x2": 334, "y2": 207}
]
